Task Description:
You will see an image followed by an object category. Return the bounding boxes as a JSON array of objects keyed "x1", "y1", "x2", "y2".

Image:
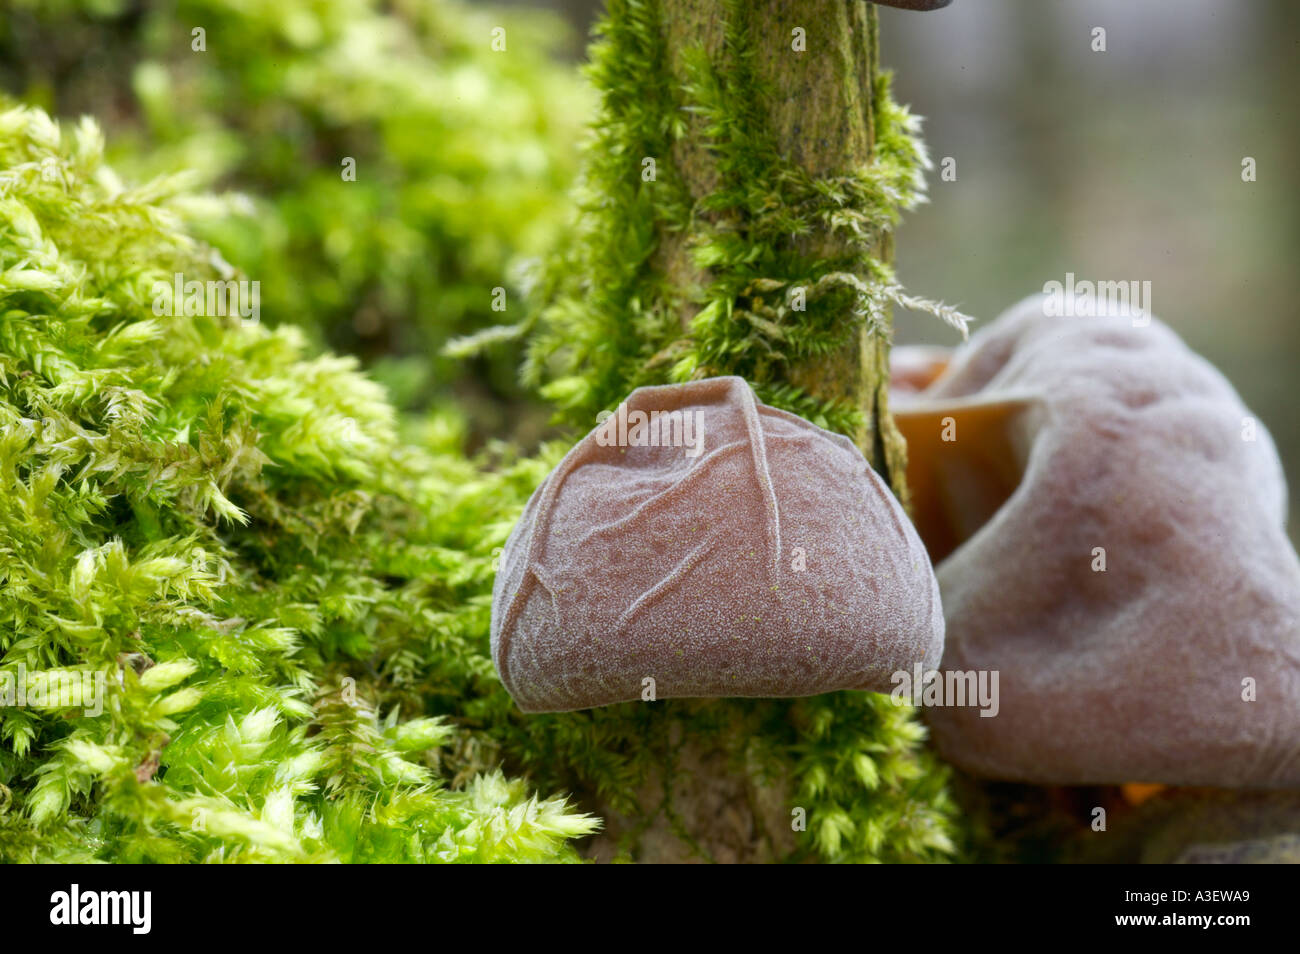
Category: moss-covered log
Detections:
[
  {"x1": 656, "y1": 0, "x2": 909, "y2": 495},
  {"x1": 514, "y1": 0, "x2": 958, "y2": 863}
]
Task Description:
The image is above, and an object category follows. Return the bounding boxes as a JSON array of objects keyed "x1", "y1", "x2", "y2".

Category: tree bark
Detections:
[{"x1": 655, "y1": 0, "x2": 907, "y2": 495}]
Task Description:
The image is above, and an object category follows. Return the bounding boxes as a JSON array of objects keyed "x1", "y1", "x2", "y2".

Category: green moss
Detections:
[
  {"x1": 0, "y1": 0, "x2": 592, "y2": 415},
  {"x1": 0, "y1": 103, "x2": 596, "y2": 862}
]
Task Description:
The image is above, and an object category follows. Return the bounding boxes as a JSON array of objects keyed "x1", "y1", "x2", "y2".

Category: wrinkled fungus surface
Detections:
[
  {"x1": 898, "y1": 295, "x2": 1300, "y2": 787},
  {"x1": 492, "y1": 376, "x2": 942, "y2": 713}
]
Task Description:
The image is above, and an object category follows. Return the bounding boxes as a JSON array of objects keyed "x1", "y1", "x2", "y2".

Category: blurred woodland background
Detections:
[
  {"x1": 879, "y1": 0, "x2": 1300, "y2": 545},
  {"x1": 3, "y1": 0, "x2": 1296, "y2": 528}
]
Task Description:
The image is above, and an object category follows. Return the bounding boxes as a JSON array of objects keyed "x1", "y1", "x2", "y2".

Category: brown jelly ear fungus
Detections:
[
  {"x1": 491, "y1": 375, "x2": 943, "y2": 713},
  {"x1": 894, "y1": 294, "x2": 1300, "y2": 787}
]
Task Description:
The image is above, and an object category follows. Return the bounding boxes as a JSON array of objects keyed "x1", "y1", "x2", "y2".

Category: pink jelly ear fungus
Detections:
[
  {"x1": 491, "y1": 375, "x2": 943, "y2": 713},
  {"x1": 894, "y1": 294, "x2": 1300, "y2": 787}
]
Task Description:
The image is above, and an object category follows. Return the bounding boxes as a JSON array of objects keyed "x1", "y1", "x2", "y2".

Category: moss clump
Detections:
[
  {"x1": 0, "y1": 0, "x2": 592, "y2": 415},
  {"x1": 0, "y1": 103, "x2": 596, "y2": 862}
]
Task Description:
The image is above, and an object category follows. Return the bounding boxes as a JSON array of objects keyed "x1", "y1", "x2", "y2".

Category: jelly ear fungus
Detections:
[
  {"x1": 491, "y1": 376, "x2": 943, "y2": 713},
  {"x1": 894, "y1": 295, "x2": 1300, "y2": 787}
]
